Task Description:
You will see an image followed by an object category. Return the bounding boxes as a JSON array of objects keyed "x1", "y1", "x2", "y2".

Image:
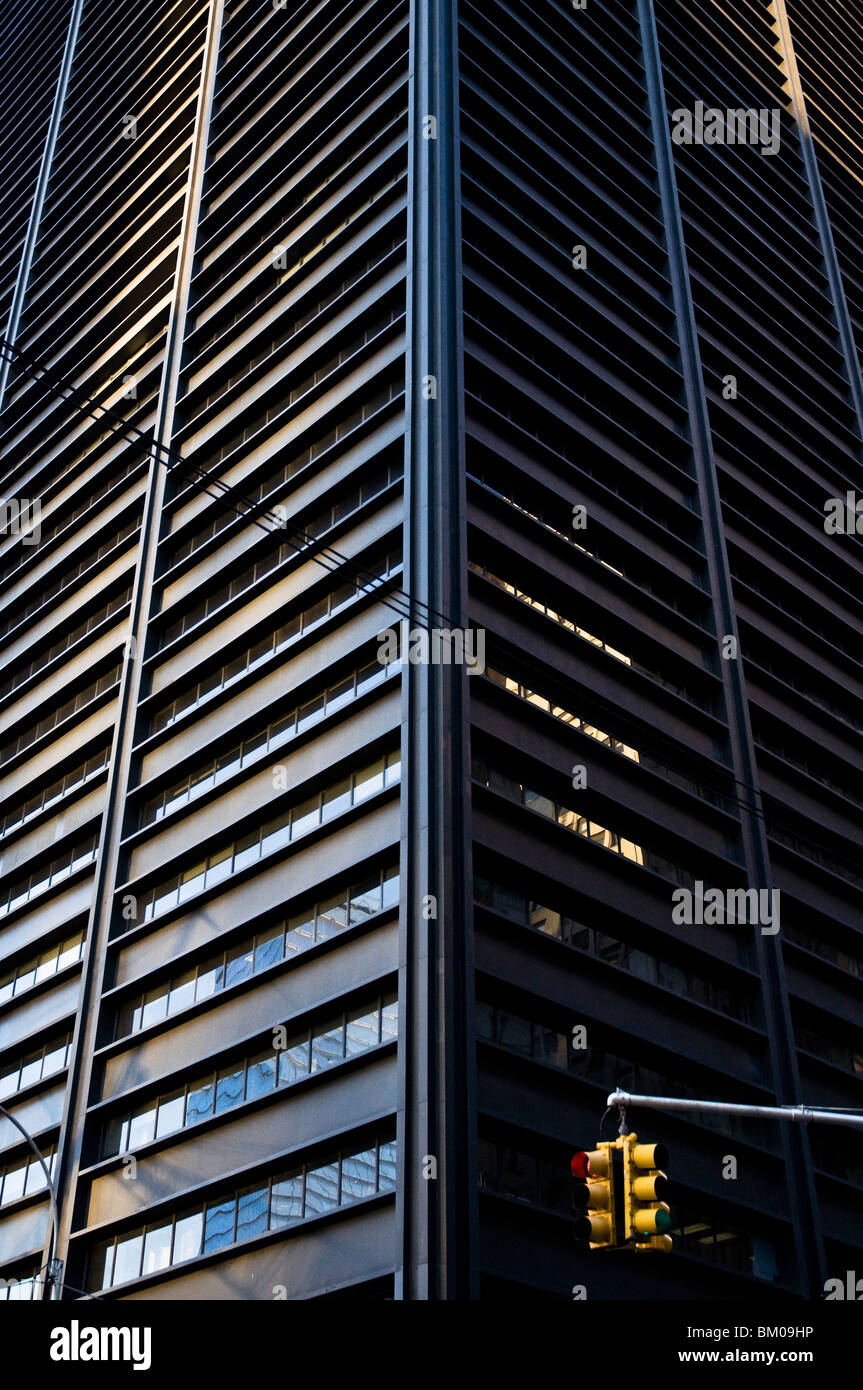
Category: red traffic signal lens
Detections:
[{"x1": 571, "y1": 1151, "x2": 591, "y2": 1179}]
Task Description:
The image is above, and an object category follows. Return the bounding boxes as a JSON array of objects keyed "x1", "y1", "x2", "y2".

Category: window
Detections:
[
  {"x1": 148, "y1": 550, "x2": 401, "y2": 735},
  {"x1": 116, "y1": 867, "x2": 399, "y2": 1041},
  {"x1": 142, "y1": 1224, "x2": 172, "y2": 1277},
  {"x1": 89, "y1": 1136, "x2": 398, "y2": 1289},
  {"x1": 105, "y1": 996, "x2": 397, "y2": 1155},
  {"x1": 0, "y1": 934, "x2": 85, "y2": 1005}
]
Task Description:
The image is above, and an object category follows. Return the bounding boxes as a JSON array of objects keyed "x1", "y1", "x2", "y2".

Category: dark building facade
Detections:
[{"x1": 0, "y1": 0, "x2": 861, "y2": 1303}]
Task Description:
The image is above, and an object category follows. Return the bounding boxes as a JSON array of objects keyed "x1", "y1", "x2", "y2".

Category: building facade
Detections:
[{"x1": 0, "y1": 0, "x2": 861, "y2": 1302}]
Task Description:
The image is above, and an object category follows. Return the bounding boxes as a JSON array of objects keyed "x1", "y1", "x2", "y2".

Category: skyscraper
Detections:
[{"x1": 0, "y1": 0, "x2": 861, "y2": 1304}]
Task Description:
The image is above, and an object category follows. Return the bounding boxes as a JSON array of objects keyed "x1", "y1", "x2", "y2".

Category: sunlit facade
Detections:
[{"x1": 0, "y1": 0, "x2": 861, "y2": 1302}]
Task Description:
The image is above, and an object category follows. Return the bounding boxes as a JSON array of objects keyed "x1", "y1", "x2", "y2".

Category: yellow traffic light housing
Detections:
[
  {"x1": 571, "y1": 1142, "x2": 616, "y2": 1249},
  {"x1": 622, "y1": 1134, "x2": 672, "y2": 1252}
]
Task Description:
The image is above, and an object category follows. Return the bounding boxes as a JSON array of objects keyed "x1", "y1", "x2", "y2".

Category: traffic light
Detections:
[
  {"x1": 622, "y1": 1134, "x2": 672, "y2": 1253},
  {"x1": 571, "y1": 1143, "x2": 616, "y2": 1249}
]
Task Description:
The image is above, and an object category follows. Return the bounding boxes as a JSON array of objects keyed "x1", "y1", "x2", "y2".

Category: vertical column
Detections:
[
  {"x1": 396, "y1": 0, "x2": 478, "y2": 1299},
  {"x1": 49, "y1": 0, "x2": 225, "y2": 1296},
  {"x1": 770, "y1": 0, "x2": 863, "y2": 442},
  {"x1": 0, "y1": 0, "x2": 84, "y2": 416},
  {"x1": 636, "y1": 0, "x2": 826, "y2": 1299}
]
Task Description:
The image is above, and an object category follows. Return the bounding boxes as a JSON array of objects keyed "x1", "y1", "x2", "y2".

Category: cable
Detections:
[
  {"x1": 3, "y1": 335, "x2": 863, "y2": 884},
  {"x1": 0, "y1": 337, "x2": 448, "y2": 633}
]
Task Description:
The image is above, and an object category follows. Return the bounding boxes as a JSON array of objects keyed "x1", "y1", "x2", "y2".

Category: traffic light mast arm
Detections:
[{"x1": 607, "y1": 1090, "x2": 863, "y2": 1131}]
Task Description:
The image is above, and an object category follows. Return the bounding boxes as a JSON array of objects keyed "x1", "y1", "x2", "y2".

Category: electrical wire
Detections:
[
  {"x1": 2, "y1": 335, "x2": 863, "y2": 884},
  {"x1": 0, "y1": 337, "x2": 447, "y2": 633}
]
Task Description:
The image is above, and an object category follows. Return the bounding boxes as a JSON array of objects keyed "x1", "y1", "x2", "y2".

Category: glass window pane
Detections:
[
  {"x1": 224, "y1": 946, "x2": 253, "y2": 989},
  {"x1": 270, "y1": 1171, "x2": 303, "y2": 1228},
  {"x1": 381, "y1": 997, "x2": 399, "y2": 1040},
  {"x1": 58, "y1": 935, "x2": 84, "y2": 970},
  {"x1": 195, "y1": 958, "x2": 222, "y2": 1002},
  {"x1": 0, "y1": 1065, "x2": 19, "y2": 1101},
  {"x1": 205, "y1": 845, "x2": 233, "y2": 889},
  {"x1": 382, "y1": 868, "x2": 399, "y2": 909},
  {"x1": 112, "y1": 1233, "x2": 143, "y2": 1286},
  {"x1": 156, "y1": 1091, "x2": 185, "y2": 1139},
  {"x1": 40, "y1": 1040, "x2": 67, "y2": 1077},
  {"x1": 322, "y1": 778, "x2": 351, "y2": 820},
  {"x1": 297, "y1": 694, "x2": 325, "y2": 731},
  {"x1": 278, "y1": 1035, "x2": 310, "y2": 1085},
  {"x1": 304, "y1": 1160, "x2": 339, "y2": 1215},
  {"x1": 311, "y1": 1019, "x2": 344, "y2": 1071},
  {"x1": 525, "y1": 790, "x2": 554, "y2": 819},
  {"x1": 19, "y1": 1052, "x2": 42, "y2": 1088},
  {"x1": 248, "y1": 637, "x2": 270, "y2": 667},
  {"x1": 154, "y1": 878, "x2": 180, "y2": 915},
  {"x1": 127, "y1": 1106, "x2": 157, "y2": 1149},
  {"x1": 215, "y1": 748, "x2": 240, "y2": 779},
  {"x1": 326, "y1": 676, "x2": 353, "y2": 712},
  {"x1": 185, "y1": 1078, "x2": 214, "y2": 1126},
  {"x1": 189, "y1": 763, "x2": 215, "y2": 796},
  {"x1": 25, "y1": 1155, "x2": 49, "y2": 1195},
  {"x1": 91, "y1": 1241, "x2": 114, "y2": 1293},
  {"x1": 341, "y1": 1148, "x2": 376, "y2": 1201},
  {"x1": 378, "y1": 1140, "x2": 397, "y2": 1190},
  {"x1": 357, "y1": 661, "x2": 382, "y2": 692},
  {"x1": 276, "y1": 615, "x2": 301, "y2": 647},
  {"x1": 254, "y1": 925, "x2": 283, "y2": 972},
  {"x1": 142, "y1": 1223, "x2": 172, "y2": 1276},
  {"x1": 236, "y1": 1185, "x2": 268, "y2": 1242},
  {"x1": 233, "y1": 831, "x2": 260, "y2": 873},
  {"x1": 241, "y1": 730, "x2": 267, "y2": 765},
  {"x1": 203, "y1": 1199, "x2": 236, "y2": 1253},
  {"x1": 246, "y1": 1051, "x2": 277, "y2": 1100},
  {"x1": 261, "y1": 813, "x2": 291, "y2": 857},
  {"x1": 496, "y1": 1012, "x2": 532, "y2": 1057},
  {"x1": 222, "y1": 656, "x2": 245, "y2": 684},
  {"x1": 35, "y1": 945, "x2": 60, "y2": 982},
  {"x1": 141, "y1": 986, "x2": 169, "y2": 1030},
  {"x1": 215, "y1": 1065, "x2": 245, "y2": 1114},
  {"x1": 535, "y1": 1026, "x2": 567, "y2": 1069},
  {"x1": 285, "y1": 911, "x2": 316, "y2": 955},
  {"x1": 2, "y1": 1162, "x2": 26, "y2": 1204},
  {"x1": 303, "y1": 596, "x2": 327, "y2": 629},
  {"x1": 173, "y1": 1210, "x2": 203, "y2": 1264},
  {"x1": 13, "y1": 961, "x2": 36, "y2": 993},
  {"x1": 346, "y1": 1005, "x2": 379, "y2": 1055},
  {"x1": 168, "y1": 971, "x2": 196, "y2": 1015},
  {"x1": 290, "y1": 795, "x2": 319, "y2": 838},
  {"x1": 103, "y1": 1115, "x2": 128, "y2": 1158},
  {"x1": 270, "y1": 711, "x2": 296, "y2": 744},
  {"x1": 353, "y1": 759, "x2": 384, "y2": 801},
  {"x1": 315, "y1": 894, "x2": 346, "y2": 940},
  {"x1": 349, "y1": 878, "x2": 381, "y2": 923},
  {"x1": 178, "y1": 861, "x2": 206, "y2": 904}
]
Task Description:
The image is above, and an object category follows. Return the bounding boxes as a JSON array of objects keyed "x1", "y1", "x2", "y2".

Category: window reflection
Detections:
[{"x1": 105, "y1": 994, "x2": 397, "y2": 1156}]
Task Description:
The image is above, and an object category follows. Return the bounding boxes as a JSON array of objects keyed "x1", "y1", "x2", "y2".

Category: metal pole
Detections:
[
  {"x1": 0, "y1": 1104, "x2": 61, "y2": 1299},
  {"x1": 608, "y1": 1089, "x2": 863, "y2": 1132}
]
